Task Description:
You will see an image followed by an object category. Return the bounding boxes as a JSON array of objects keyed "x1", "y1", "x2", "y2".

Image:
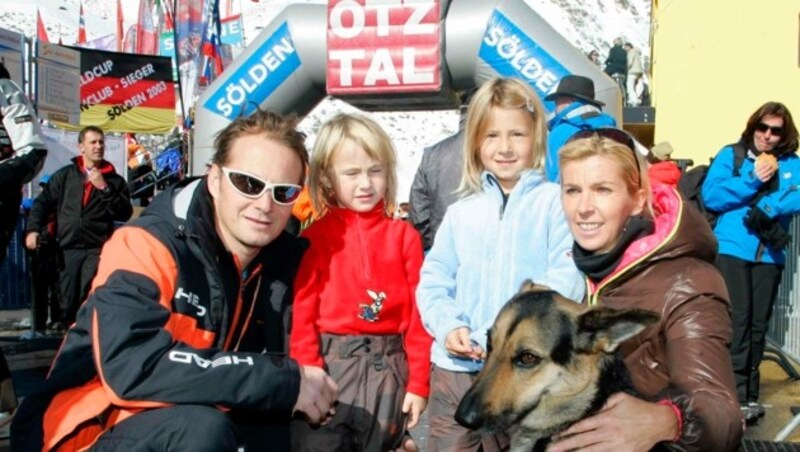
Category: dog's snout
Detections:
[{"x1": 455, "y1": 389, "x2": 484, "y2": 429}]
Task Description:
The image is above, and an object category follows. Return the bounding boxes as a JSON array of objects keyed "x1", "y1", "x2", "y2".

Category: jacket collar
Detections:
[
  {"x1": 480, "y1": 168, "x2": 546, "y2": 194},
  {"x1": 547, "y1": 102, "x2": 602, "y2": 127},
  {"x1": 587, "y1": 185, "x2": 683, "y2": 292},
  {"x1": 326, "y1": 201, "x2": 388, "y2": 225},
  {"x1": 74, "y1": 155, "x2": 115, "y2": 175}
]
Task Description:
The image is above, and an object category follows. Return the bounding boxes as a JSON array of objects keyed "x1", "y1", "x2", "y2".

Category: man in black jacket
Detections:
[
  {"x1": 604, "y1": 37, "x2": 628, "y2": 102},
  {"x1": 25, "y1": 126, "x2": 132, "y2": 326}
]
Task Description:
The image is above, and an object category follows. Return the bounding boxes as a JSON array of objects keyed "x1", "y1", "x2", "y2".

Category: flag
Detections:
[
  {"x1": 117, "y1": 0, "x2": 124, "y2": 51},
  {"x1": 77, "y1": 2, "x2": 87, "y2": 44},
  {"x1": 157, "y1": 0, "x2": 175, "y2": 31},
  {"x1": 123, "y1": 25, "x2": 137, "y2": 53},
  {"x1": 136, "y1": 0, "x2": 158, "y2": 54},
  {"x1": 199, "y1": 0, "x2": 223, "y2": 86},
  {"x1": 175, "y1": 0, "x2": 204, "y2": 108},
  {"x1": 37, "y1": 9, "x2": 49, "y2": 43}
]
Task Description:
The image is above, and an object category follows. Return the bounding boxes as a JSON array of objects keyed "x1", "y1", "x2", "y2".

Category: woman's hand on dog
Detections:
[
  {"x1": 402, "y1": 392, "x2": 428, "y2": 428},
  {"x1": 445, "y1": 327, "x2": 485, "y2": 360},
  {"x1": 546, "y1": 393, "x2": 680, "y2": 452}
]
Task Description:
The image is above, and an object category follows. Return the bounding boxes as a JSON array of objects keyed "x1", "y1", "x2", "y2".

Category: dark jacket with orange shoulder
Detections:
[
  {"x1": 582, "y1": 186, "x2": 743, "y2": 451},
  {"x1": 11, "y1": 178, "x2": 307, "y2": 451}
]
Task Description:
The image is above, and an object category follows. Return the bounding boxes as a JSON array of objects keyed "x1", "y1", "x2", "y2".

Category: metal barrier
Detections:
[
  {"x1": 767, "y1": 217, "x2": 800, "y2": 364},
  {"x1": 0, "y1": 216, "x2": 30, "y2": 310}
]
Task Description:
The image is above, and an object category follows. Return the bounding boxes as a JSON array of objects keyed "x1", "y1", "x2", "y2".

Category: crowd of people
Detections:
[
  {"x1": 586, "y1": 37, "x2": 649, "y2": 108},
  {"x1": 0, "y1": 49, "x2": 798, "y2": 449}
]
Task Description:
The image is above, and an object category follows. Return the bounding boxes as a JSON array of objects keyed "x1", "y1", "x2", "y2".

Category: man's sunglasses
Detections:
[
  {"x1": 566, "y1": 127, "x2": 642, "y2": 186},
  {"x1": 755, "y1": 122, "x2": 784, "y2": 136},
  {"x1": 221, "y1": 167, "x2": 302, "y2": 205}
]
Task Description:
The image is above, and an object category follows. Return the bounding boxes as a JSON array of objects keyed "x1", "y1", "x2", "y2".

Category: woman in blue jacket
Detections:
[{"x1": 701, "y1": 101, "x2": 799, "y2": 423}]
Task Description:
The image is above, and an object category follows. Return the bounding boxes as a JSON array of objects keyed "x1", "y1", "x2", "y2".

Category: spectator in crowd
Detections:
[
  {"x1": 551, "y1": 128, "x2": 743, "y2": 451},
  {"x1": 605, "y1": 37, "x2": 628, "y2": 100},
  {"x1": 126, "y1": 133, "x2": 155, "y2": 207},
  {"x1": 25, "y1": 126, "x2": 133, "y2": 327},
  {"x1": 701, "y1": 102, "x2": 800, "y2": 424},
  {"x1": 646, "y1": 141, "x2": 682, "y2": 188},
  {"x1": 409, "y1": 89, "x2": 474, "y2": 251},
  {"x1": 587, "y1": 49, "x2": 602, "y2": 66},
  {"x1": 0, "y1": 62, "x2": 47, "y2": 264},
  {"x1": 24, "y1": 175, "x2": 64, "y2": 334},
  {"x1": 544, "y1": 74, "x2": 617, "y2": 181},
  {"x1": 0, "y1": 60, "x2": 47, "y2": 421},
  {"x1": 416, "y1": 77, "x2": 584, "y2": 450},
  {"x1": 625, "y1": 42, "x2": 644, "y2": 107},
  {"x1": 11, "y1": 109, "x2": 339, "y2": 451},
  {"x1": 290, "y1": 113, "x2": 430, "y2": 451}
]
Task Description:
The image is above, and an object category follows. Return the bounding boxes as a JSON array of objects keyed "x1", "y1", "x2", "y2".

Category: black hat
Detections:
[{"x1": 544, "y1": 75, "x2": 604, "y2": 107}]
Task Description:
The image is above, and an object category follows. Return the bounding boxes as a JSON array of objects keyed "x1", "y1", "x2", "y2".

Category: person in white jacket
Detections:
[
  {"x1": 624, "y1": 42, "x2": 644, "y2": 107},
  {"x1": 0, "y1": 62, "x2": 47, "y2": 265}
]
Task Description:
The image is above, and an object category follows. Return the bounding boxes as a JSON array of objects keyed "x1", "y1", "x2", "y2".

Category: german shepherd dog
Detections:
[{"x1": 455, "y1": 282, "x2": 659, "y2": 452}]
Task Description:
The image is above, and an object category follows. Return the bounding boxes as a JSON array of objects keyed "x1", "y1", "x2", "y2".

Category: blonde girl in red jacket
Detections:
[{"x1": 290, "y1": 113, "x2": 431, "y2": 452}]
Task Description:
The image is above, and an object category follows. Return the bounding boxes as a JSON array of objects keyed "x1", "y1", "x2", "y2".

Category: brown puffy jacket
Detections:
[{"x1": 583, "y1": 186, "x2": 743, "y2": 451}]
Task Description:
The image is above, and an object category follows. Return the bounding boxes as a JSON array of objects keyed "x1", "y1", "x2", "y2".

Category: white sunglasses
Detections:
[{"x1": 221, "y1": 167, "x2": 302, "y2": 205}]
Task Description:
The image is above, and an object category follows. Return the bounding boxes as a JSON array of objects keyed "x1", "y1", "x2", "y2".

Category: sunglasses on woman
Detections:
[
  {"x1": 566, "y1": 127, "x2": 642, "y2": 186},
  {"x1": 755, "y1": 122, "x2": 784, "y2": 136},
  {"x1": 221, "y1": 167, "x2": 302, "y2": 205}
]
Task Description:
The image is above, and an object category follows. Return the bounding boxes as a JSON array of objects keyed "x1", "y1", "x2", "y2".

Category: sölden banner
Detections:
[{"x1": 62, "y1": 48, "x2": 177, "y2": 133}]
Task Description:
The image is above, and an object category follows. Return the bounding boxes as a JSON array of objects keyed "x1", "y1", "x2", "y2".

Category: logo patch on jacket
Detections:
[
  {"x1": 175, "y1": 287, "x2": 206, "y2": 317},
  {"x1": 14, "y1": 115, "x2": 32, "y2": 124}
]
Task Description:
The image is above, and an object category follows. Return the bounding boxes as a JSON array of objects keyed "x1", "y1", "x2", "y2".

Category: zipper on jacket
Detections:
[
  {"x1": 233, "y1": 267, "x2": 263, "y2": 351},
  {"x1": 486, "y1": 174, "x2": 509, "y2": 220},
  {"x1": 356, "y1": 213, "x2": 373, "y2": 282}
]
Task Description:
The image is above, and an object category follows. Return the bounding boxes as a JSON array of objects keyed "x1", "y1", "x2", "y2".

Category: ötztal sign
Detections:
[{"x1": 326, "y1": 0, "x2": 441, "y2": 94}]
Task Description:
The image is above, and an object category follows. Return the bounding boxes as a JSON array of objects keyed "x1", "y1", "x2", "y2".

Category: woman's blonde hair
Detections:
[
  {"x1": 308, "y1": 113, "x2": 397, "y2": 217},
  {"x1": 558, "y1": 134, "x2": 653, "y2": 216},
  {"x1": 459, "y1": 77, "x2": 548, "y2": 196}
]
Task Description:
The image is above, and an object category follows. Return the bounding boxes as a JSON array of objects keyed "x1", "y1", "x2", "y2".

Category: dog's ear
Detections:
[
  {"x1": 575, "y1": 307, "x2": 659, "y2": 353},
  {"x1": 518, "y1": 279, "x2": 551, "y2": 294}
]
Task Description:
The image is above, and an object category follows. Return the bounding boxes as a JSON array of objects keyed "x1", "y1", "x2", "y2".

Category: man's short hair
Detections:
[
  {"x1": 212, "y1": 109, "x2": 309, "y2": 185},
  {"x1": 78, "y1": 126, "x2": 104, "y2": 144}
]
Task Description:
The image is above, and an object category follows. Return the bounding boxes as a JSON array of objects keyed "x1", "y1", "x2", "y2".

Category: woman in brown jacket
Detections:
[{"x1": 549, "y1": 128, "x2": 743, "y2": 451}]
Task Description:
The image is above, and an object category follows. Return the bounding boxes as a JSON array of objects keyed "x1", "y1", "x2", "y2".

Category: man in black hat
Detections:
[{"x1": 544, "y1": 74, "x2": 617, "y2": 181}]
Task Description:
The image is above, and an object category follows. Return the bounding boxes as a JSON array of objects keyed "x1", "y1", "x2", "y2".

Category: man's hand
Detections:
[
  {"x1": 25, "y1": 232, "x2": 39, "y2": 250},
  {"x1": 402, "y1": 392, "x2": 427, "y2": 429},
  {"x1": 293, "y1": 365, "x2": 338, "y2": 425},
  {"x1": 546, "y1": 393, "x2": 679, "y2": 452},
  {"x1": 87, "y1": 167, "x2": 108, "y2": 190},
  {"x1": 445, "y1": 327, "x2": 485, "y2": 360}
]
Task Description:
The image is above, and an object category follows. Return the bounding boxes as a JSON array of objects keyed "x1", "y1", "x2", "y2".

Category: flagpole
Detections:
[{"x1": 172, "y1": 0, "x2": 187, "y2": 128}]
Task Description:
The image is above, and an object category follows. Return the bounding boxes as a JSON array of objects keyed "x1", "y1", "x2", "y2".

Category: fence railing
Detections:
[{"x1": 767, "y1": 217, "x2": 800, "y2": 363}]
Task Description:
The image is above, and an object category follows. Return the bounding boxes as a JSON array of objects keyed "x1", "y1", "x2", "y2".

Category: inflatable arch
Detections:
[{"x1": 193, "y1": 0, "x2": 622, "y2": 175}]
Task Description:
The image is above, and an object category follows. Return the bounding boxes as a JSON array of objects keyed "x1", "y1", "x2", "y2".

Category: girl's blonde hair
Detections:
[
  {"x1": 558, "y1": 134, "x2": 654, "y2": 216},
  {"x1": 459, "y1": 77, "x2": 548, "y2": 196},
  {"x1": 309, "y1": 113, "x2": 397, "y2": 217}
]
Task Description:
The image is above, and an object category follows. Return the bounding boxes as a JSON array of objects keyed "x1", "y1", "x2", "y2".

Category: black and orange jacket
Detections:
[
  {"x1": 26, "y1": 156, "x2": 132, "y2": 249},
  {"x1": 12, "y1": 178, "x2": 307, "y2": 451}
]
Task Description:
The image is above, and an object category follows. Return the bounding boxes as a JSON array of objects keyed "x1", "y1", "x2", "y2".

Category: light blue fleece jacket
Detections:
[{"x1": 416, "y1": 169, "x2": 584, "y2": 373}]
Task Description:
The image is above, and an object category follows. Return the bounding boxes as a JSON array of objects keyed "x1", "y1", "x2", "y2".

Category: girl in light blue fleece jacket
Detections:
[{"x1": 416, "y1": 77, "x2": 585, "y2": 450}]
